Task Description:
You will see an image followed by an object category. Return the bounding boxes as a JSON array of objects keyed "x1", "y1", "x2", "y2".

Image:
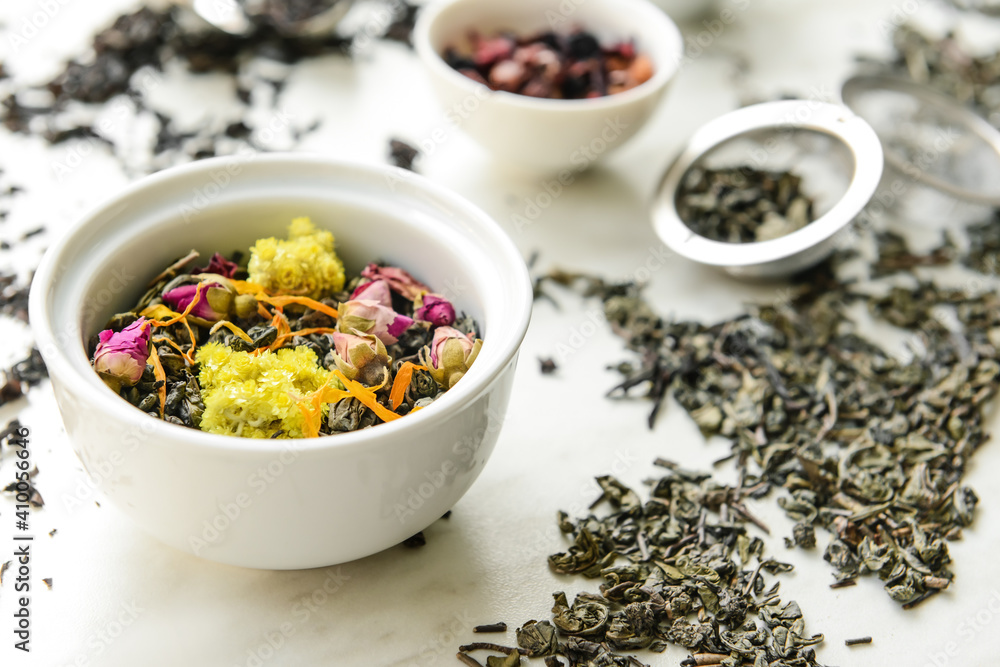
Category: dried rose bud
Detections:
[
  {"x1": 233, "y1": 294, "x2": 258, "y2": 320},
  {"x1": 360, "y1": 264, "x2": 431, "y2": 301},
  {"x1": 93, "y1": 317, "x2": 151, "y2": 388},
  {"x1": 414, "y1": 294, "x2": 456, "y2": 328},
  {"x1": 350, "y1": 279, "x2": 393, "y2": 305},
  {"x1": 331, "y1": 332, "x2": 391, "y2": 386},
  {"x1": 163, "y1": 280, "x2": 234, "y2": 324},
  {"x1": 195, "y1": 253, "x2": 239, "y2": 279},
  {"x1": 418, "y1": 326, "x2": 482, "y2": 390},
  {"x1": 337, "y1": 298, "x2": 414, "y2": 346}
]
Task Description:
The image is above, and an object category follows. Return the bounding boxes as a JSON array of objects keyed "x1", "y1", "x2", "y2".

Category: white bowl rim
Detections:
[
  {"x1": 651, "y1": 100, "x2": 885, "y2": 268},
  {"x1": 413, "y1": 0, "x2": 683, "y2": 113},
  {"x1": 29, "y1": 153, "x2": 533, "y2": 455}
]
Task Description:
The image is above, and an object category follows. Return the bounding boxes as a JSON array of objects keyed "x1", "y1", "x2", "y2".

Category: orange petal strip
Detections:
[
  {"x1": 231, "y1": 280, "x2": 269, "y2": 296},
  {"x1": 332, "y1": 369, "x2": 401, "y2": 423},
  {"x1": 153, "y1": 336, "x2": 189, "y2": 360},
  {"x1": 180, "y1": 319, "x2": 199, "y2": 364},
  {"x1": 140, "y1": 304, "x2": 181, "y2": 321},
  {"x1": 294, "y1": 373, "x2": 351, "y2": 438},
  {"x1": 150, "y1": 282, "x2": 208, "y2": 327},
  {"x1": 390, "y1": 362, "x2": 427, "y2": 411},
  {"x1": 209, "y1": 320, "x2": 254, "y2": 345},
  {"x1": 258, "y1": 295, "x2": 339, "y2": 320},
  {"x1": 147, "y1": 342, "x2": 167, "y2": 418}
]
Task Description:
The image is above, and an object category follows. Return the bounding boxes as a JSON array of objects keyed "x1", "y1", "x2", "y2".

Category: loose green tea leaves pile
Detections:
[
  {"x1": 678, "y1": 167, "x2": 814, "y2": 244},
  {"x1": 872, "y1": 24, "x2": 1000, "y2": 123},
  {"x1": 90, "y1": 217, "x2": 482, "y2": 439},
  {"x1": 456, "y1": 466, "x2": 826, "y2": 667},
  {"x1": 535, "y1": 222, "x2": 1000, "y2": 611}
]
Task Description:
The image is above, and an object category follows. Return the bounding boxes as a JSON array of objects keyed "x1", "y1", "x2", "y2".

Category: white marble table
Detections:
[{"x1": 1, "y1": 1, "x2": 999, "y2": 665}]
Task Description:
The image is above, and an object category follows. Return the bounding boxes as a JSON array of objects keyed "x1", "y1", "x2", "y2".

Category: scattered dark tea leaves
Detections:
[
  {"x1": 0, "y1": 1, "x2": 412, "y2": 174},
  {"x1": 403, "y1": 532, "x2": 426, "y2": 548},
  {"x1": 3, "y1": 478, "x2": 43, "y2": 508},
  {"x1": 533, "y1": 471, "x2": 823, "y2": 665},
  {"x1": 389, "y1": 138, "x2": 420, "y2": 171},
  {"x1": 0, "y1": 272, "x2": 32, "y2": 323},
  {"x1": 532, "y1": 220, "x2": 1000, "y2": 608},
  {"x1": 459, "y1": 643, "x2": 529, "y2": 656},
  {"x1": 678, "y1": 166, "x2": 814, "y2": 243},
  {"x1": 0, "y1": 418, "x2": 23, "y2": 445},
  {"x1": 382, "y1": 1, "x2": 420, "y2": 47},
  {"x1": 0, "y1": 560, "x2": 10, "y2": 585},
  {"x1": 873, "y1": 231, "x2": 955, "y2": 276},
  {"x1": 845, "y1": 636, "x2": 873, "y2": 646},
  {"x1": 457, "y1": 653, "x2": 486, "y2": 667},
  {"x1": 871, "y1": 24, "x2": 1000, "y2": 119},
  {"x1": 42, "y1": 577, "x2": 52, "y2": 590},
  {"x1": 680, "y1": 655, "x2": 731, "y2": 667},
  {"x1": 539, "y1": 358, "x2": 558, "y2": 375},
  {"x1": 475, "y1": 623, "x2": 508, "y2": 634},
  {"x1": 48, "y1": 529, "x2": 57, "y2": 537}
]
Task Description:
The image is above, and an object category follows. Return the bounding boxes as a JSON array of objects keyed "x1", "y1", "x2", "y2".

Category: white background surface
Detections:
[{"x1": 1, "y1": 1, "x2": 999, "y2": 666}]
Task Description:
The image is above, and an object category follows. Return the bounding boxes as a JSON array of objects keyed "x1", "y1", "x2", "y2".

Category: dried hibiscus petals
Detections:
[{"x1": 443, "y1": 28, "x2": 654, "y2": 99}]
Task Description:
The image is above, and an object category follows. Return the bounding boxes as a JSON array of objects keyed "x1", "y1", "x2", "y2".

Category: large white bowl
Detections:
[
  {"x1": 414, "y1": 0, "x2": 683, "y2": 173},
  {"x1": 29, "y1": 154, "x2": 533, "y2": 569}
]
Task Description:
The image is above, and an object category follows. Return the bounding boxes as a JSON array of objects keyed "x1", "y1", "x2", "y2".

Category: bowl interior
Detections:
[
  {"x1": 78, "y1": 196, "x2": 487, "y2": 341},
  {"x1": 35, "y1": 156, "x2": 530, "y2": 447},
  {"x1": 421, "y1": 0, "x2": 682, "y2": 104}
]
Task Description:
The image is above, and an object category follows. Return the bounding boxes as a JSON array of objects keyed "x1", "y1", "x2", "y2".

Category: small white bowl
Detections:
[
  {"x1": 414, "y1": 0, "x2": 683, "y2": 173},
  {"x1": 649, "y1": 0, "x2": 719, "y2": 23},
  {"x1": 29, "y1": 154, "x2": 532, "y2": 569}
]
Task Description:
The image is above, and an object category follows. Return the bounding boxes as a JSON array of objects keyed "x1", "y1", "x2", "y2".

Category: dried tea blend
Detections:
[
  {"x1": 91, "y1": 217, "x2": 482, "y2": 439},
  {"x1": 677, "y1": 167, "x2": 814, "y2": 244},
  {"x1": 444, "y1": 29, "x2": 653, "y2": 100}
]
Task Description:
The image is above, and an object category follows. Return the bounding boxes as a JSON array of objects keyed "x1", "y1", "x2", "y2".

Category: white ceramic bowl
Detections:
[
  {"x1": 414, "y1": 0, "x2": 683, "y2": 173},
  {"x1": 649, "y1": 0, "x2": 719, "y2": 23},
  {"x1": 29, "y1": 154, "x2": 532, "y2": 569}
]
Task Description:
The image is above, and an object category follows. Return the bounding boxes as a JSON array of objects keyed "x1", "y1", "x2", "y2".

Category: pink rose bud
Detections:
[
  {"x1": 93, "y1": 317, "x2": 151, "y2": 387},
  {"x1": 337, "y1": 298, "x2": 414, "y2": 346},
  {"x1": 419, "y1": 326, "x2": 483, "y2": 390},
  {"x1": 331, "y1": 331, "x2": 391, "y2": 386},
  {"x1": 195, "y1": 253, "x2": 239, "y2": 279},
  {"x1": 349, "y1": 279, "x2": 393, "y2": 307},
  {"x1": 360, "y1": 264, "x2": 431, "y2": 301},
  {"x1": 415, "y1": 294, "x2": 456, "y2": 328},
  {"x1": 162, "y1": 281, "x2": 233, "y2": 323}
]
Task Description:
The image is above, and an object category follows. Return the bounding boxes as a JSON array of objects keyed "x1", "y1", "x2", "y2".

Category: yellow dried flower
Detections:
[
  {"x1": 195, "y1": 342, "x2": 343, "y2": 439},
  {"x1": 247, "y1": 217, "x2": 346, "y2": 299}
]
